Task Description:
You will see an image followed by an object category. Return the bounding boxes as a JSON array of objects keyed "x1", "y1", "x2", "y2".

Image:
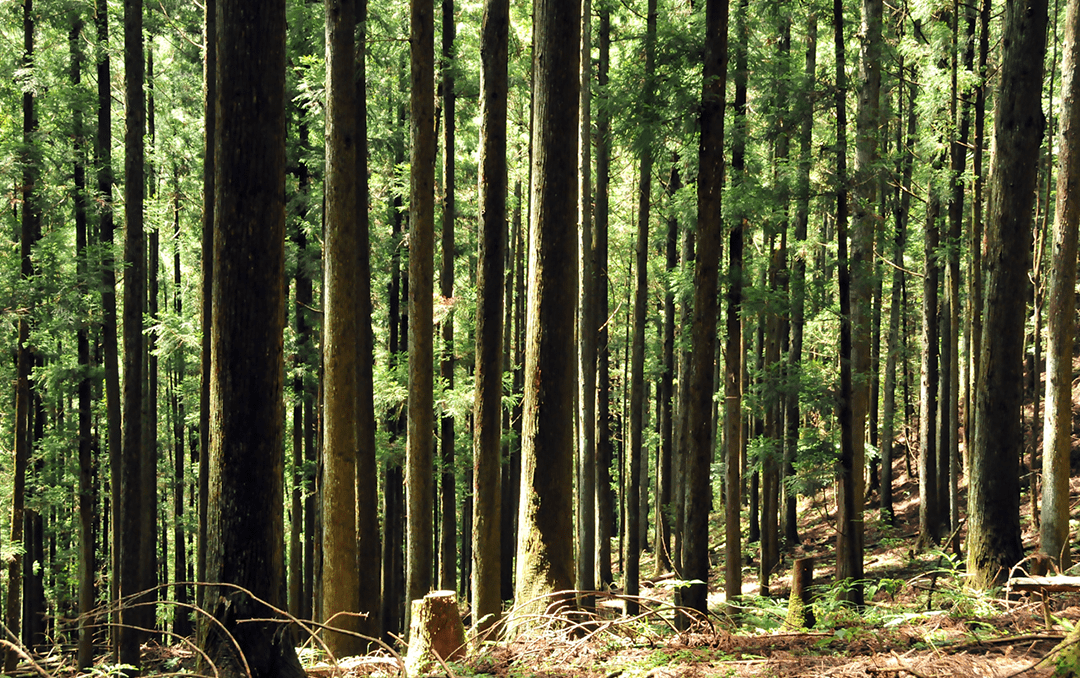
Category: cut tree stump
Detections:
[
  {"x1": 784, "y1": 557, "x2": 815, "y2": 630},
  {"x1": 405, "y1": 590, "x2": 466, "y2": 676}
]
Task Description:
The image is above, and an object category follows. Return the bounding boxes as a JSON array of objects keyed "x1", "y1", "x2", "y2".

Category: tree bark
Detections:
[
  {"x1": 408, "y1": 0, "x2": 437, "y2": 617},
  {"x1": 355, "y1": 0, "x2": 382, "y2": 641},
  {"x1": 322, "y1": 0, "x2": 362, "y2": 655},
  {"x1": 969, "y1": 0, "x2": 1047, "y2": 590},
  {"x1": 198, "y1": 0, "x2": 215, "y2": 617},
  {"x1": 576, "y1": 0, "x2": 597, "y2": 600},
  {"x1": 120, "y1": 0, "x2": 147, "y2": 662},
  {"x1": 683, "y1": 0, "x2": 728, "y2": 620},
  {"x1": 514, "y1": 0, "x2": 580, "y2": 624},
  {"x1": 438, "y1": 0, "x2": 458, "y2": 594},
  {"x1": 594, "y1": 6, "x2": 613, "y2": 590},
  {"x1": 833, "y1": 0, "x2": 861, "y2": 605},
  {"x1": 200, "y1": 1, "x2": 303, "y2": 674},
  {"x1": 72, "y1": 13, "x2": 96, "y2": 667},
  {"x1": 472, "y1": 0, "x2": 507, "y2": 634},
  {"x1": 1042, "y1": 0, "x2": 1080, "y2": 571}
]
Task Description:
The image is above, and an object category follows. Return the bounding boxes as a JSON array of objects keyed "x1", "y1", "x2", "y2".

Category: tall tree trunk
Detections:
[
  {"x1": 969, "y1": 0, "x2": 1047, "y2": 590},
  {"x1": 881, "y1": 66, "x2": 915, "y2": 525},
  {"x1": 355, "y1": 0, "x2": 382, "y2": 642},
  {"x1": 966, "y1": 0, "x2": 991, "y2": 457},
  {"x1": 785, "y1": 11, "x2": 816, "y2": 547},
  {"x1": 833, "y1": 0, "x2": 861, "y2": 605},
  {"x1": 918, "y1": 153, "x2": 942, "y2": 549},
  {"x1": 683, "y1": 0, "x2": 728, "y2": 621},
  {"x1": 321, "y1": 0, "x2": 362, "y2": 654},
  {"x1": 171, "y1": 168, "x2": 191, "y2": 639},
  {"x1": 1042, "y1": 0, "x2": 1080, "y2": 571},
  {"x1": 946, "y1": 0, "x2": 973, "y2": 546},
  {"x1": 472, "y1": 0, "x2": 508, "y2": 634},
  {"x1": 94, "y1": 0, "x2": 123, "y2": 654},
  {"x1": 626, "y1": 0, "x2": 657, "y2": 615},
  {"x1": 144, "y1": 45, "x2": 161, "y2": 639},
  {"x1": 656, "y1": 161, "x2": 679, "y2": 574},
  {"x1": 594, "y1": 5, "x2": 614, "y2": 590},
  {"x1": 120, "y1": 0, "x2": 147, "y2": 662},
  {"x1": 198, "y1": 0, "x2": 216, "y2": 618},
  {"x1": 720, "y1": 0, "x2": 747, "y2": 612},
  {"x1": 200, "y1": 1, "x2": 302, "y2": 673},
  {"x1": 843, "y1": 0, "x2": 882, "y2": 603},
  {"x1": 500, "y1": 181, "x2": 523, "y2": 601},
  {"x1": 514, "y1": 0, "x2": 580, "y2": 623},
  {"x1": 72, "y1": 13, "x2": 96, "y2": 667},
  {"x1": 576, "y1": 0, "x2": 596, "y2": 599},
  {"x1": 408, "y1": 0, "x2": 436, "y2": 617},
  {"x1": 439, "y1": 0, "x2": 458, "y2": 594}
]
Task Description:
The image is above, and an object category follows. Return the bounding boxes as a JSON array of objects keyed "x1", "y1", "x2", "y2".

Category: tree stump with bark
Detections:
[
  {"x1": 405, "y1": 590, "x2": 466, "y2": 676},
  {"x1": 784, "y1": 557, "x2": 815, "y2": 630}
]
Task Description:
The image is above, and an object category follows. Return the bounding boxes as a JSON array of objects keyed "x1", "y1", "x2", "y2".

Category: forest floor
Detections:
[{"x1": 118, "y1": 452, "x2": 1080, "y2": 678}]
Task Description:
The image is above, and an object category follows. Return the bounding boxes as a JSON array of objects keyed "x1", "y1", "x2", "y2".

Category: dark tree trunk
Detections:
[
  {"x1": 200, "y1": 2, "x2": 302, "y2": 675},
  {"x1": 120, "y1": 0, "x2": 147, "y2": 663},
  {"x1": 438, "y1": 0, "x2": 458, "y2": 595},
  {"x1": 472, "y1": 0, "x2": 508, "y2": 634},
  {"x1": 833, "y1": 0, "x2": 862, "y2": 605},
  {"x1": 594, "y1": 7, "x2": 613, "y2": 590},
  {"x1": 198, "y1": 0, "x2": 215, "y2": 615},
  {"x1": 968, "y1": 0, "x2": 1048, "y2": 590},
  {"x1": 408, "y1": 0, "x2": 437, "y2": 616},
  {"x1": 682, "y1": 0, "x2": 728, "y2": 620}
]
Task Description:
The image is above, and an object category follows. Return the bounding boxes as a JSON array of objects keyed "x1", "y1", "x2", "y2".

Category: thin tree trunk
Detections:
[
  {"x1": 120, "y1": 0, "x2": 147, "y2": 662},
  {"x1": 197, "y1": 0, "x2": 215, "y2": 614},
  {"x1": 576, "y1": 0, "x2": 596, "y2": 600},
  {"x1": 656, "y1": 161, "x2": 679, "y2": 574},
  {"x1": 408, "y1": 0, "x2": 437, "y2": 618},
  {"x1": 594, "y1": 6, "x2": 614, "y2": 590},
  {"x1": 72, "y1": 14, "x2": 95, "y2": 667},
  {"x1": 355, "y1": 0, "x2": 382, "y2": 641},
  {"x1": 833, "y1": 0, "x2": 861, "y2": 604},
  {"x1": 918, "y1": 152, "x2": 942, "y2": 549},
  {"x1": 439, "y1": 0, "x2": 458, "y2": 594}
]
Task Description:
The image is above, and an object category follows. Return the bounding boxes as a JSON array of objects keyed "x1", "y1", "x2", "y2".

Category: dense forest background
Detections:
[{"x1": 0, "y1": 0, "x2": 1073, "y2": 672}]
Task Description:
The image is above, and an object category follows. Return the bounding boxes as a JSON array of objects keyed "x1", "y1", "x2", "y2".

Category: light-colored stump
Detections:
[{"x1": 405, "y1": 590, "x2": 466, "y2": 676}]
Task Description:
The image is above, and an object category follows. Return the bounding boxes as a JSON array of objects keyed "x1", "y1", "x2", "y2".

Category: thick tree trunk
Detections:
[
  {"x1": 200, "y1": 2, "x2": 302, "y2": 674},
  {"x1": 969, "y1": 0, "x2": 1047, "y2": 590},
  {"x1": 1042, "y1": 0, "x2": 1080, "y2": 571},
  {"x1": 514, "y1": 0, "x2": 580, "y2": 624},
  {"x1": 472, "y1": 0, "x2": 508, "y2": 634},
  {"x1": 683, "y1": 0, "x2": 728, "y2": 621}
]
